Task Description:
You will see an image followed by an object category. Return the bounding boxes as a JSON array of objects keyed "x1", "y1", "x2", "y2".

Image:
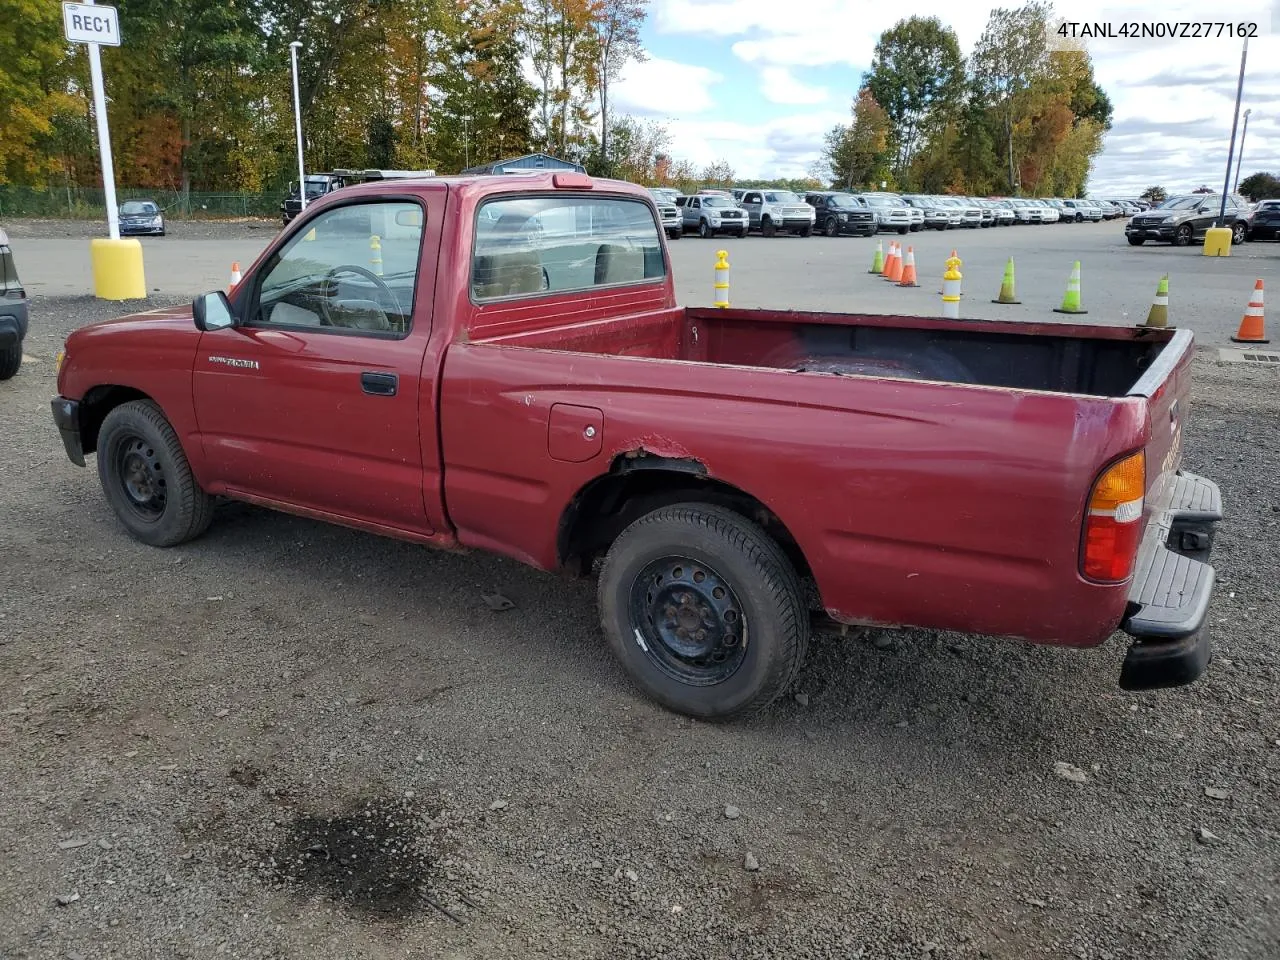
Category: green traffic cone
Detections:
[
  {"x1": 992, "y1": 257, "x2": 1020, "y2": 304},
  {"x1": 1053, "y1": 260, "x2": 1088, "y2": 314},
  {"x1": 1144, "y1": 275, "x2": 1169, "y2": 327},
  {"x1": 869, "y1": 240, "x2": 884, "y2": 274}
]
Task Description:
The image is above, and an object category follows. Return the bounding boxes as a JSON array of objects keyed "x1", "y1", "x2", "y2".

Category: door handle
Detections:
[{"x1": 360, "y1": 371, "x2": 398, "y2": 396}]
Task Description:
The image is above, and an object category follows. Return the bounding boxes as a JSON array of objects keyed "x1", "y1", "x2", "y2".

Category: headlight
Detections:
[
  {"x1": 838, "y1": 214, "x2": 848, "y2": 222},
  {"x1": 152, "y1": 216, "x2": 163, "y2": 226}
]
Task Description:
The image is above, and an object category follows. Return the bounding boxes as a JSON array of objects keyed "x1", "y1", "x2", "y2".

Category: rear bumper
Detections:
[
  {"x1": 0, "y1": 300, "x2": 28, "y2": 347},
  {"x1": 1118, "y1": 471, "x2": 1222, "y2": 690}
]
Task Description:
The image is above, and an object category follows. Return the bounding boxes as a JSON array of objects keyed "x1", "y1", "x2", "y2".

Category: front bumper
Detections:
[
  {"x1": 1119, "y1": 471, "x2": 1222, "y2": 690},
  {"x1": 120, "y1": 225, "x2": 164, "y2": 235},
  {"x1": 1127, "y1": 223, "x2": 1175, "y2": 240},
  {"x1": 51, "y1": 396, "x2": 85, "y2": 467},
  {"x1": 0, "y1": 299, "x2": 29, "y2": 347}
]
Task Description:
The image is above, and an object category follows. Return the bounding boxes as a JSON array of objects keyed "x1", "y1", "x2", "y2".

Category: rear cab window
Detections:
[{"x1": 471, "y1": 195, "x2": 666, "y2": 302}]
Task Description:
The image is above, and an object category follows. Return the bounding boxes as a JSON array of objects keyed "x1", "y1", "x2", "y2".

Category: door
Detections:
[
  {"x1": 742, "y1": 192, "x2": 762, "y2": 228},
  {"x1": 192, "y1": 197, "x2": 440, "y2": 533},
  {"x1": 684, "y1": 196, "x2": 701, "y2": 228}
]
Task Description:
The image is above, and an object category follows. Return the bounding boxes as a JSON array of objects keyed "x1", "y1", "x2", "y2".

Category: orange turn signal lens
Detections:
[{"x1": 1082, "y1": 452, "x2": 1146, "y2": 583}]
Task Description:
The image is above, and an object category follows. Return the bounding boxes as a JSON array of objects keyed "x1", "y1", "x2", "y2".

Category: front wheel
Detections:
[
  {"x1": 761, "y1": 218, "x2": 777, "y2": 238},
  {"x1": 698, "y1": 219, "x2": 712, "y2": 239},
  {"x1": 1174, "y1": 223, "x2": 1193, "y2": 246},
  {"x1": 668, "y1": 229, "x2": 680, "y2": 240},
  {"x1": 96, "y1": 400, "x2": 214, "y2": 547},
  {"x1": 799, "y1": 224, "x2": 813, "y2": 238},
  {"x1": 1232, "y1": 222, "x2": 1247, "y2": 245},
  {"x1": 897, "y1": 226, "x2": 908, "y2": 235},
  {"x1": 1127, "y1": 236, "x2": 1145, "y2": 246},
  {"x1": 824, "y1": 217, "x2": 838, "y2": 237},
  {"x1": 597, "y1": 503, "x2": 808, "y2": 719}
]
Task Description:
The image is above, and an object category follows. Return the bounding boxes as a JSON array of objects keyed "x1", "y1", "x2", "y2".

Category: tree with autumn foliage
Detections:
[
  {"x1": 0, "y1": 0, "x2": 81, "y2": 184},
  {"x1": 819, "y1": 89, "x2": 893, "y2": 190}
]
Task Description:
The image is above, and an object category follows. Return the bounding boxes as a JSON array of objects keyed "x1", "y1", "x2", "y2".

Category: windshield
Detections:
[
  {"x1": 1159, "y1": 196, "x2": 1208, "y2": 210},
  {"x1": 702, "y1": 197, "x2": 736, "y2": 208},
  {"x1": 763, "y1": 191, "x2": 800, "y2": 203},
  {"x1": 828, "y1": 194, "x2": 860, "y2": 207},
  {"x1": 121, "y1": 201, "x2": 157, "y2": 216}
]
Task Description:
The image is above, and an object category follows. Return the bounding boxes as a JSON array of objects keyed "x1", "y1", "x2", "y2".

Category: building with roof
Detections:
[{"x1": 461, "y1": 153, "x2": 586, "y2": 175}]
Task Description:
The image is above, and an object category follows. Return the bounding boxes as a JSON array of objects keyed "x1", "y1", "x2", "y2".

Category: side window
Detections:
[
  {"x1": 689, "y1": 198, "x2": 700, "y2": 209},
  {"x1": 472, "y1": 195, "x2": 666, "y2": 301},
  {"x1": 254, "y1": 201, "x2": 424, "y2": 335},
  {"x1": 744, "y1": 192, "x2": 759, "y2": 204}
]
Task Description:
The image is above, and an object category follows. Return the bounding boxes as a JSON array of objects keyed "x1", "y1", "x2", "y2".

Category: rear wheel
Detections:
[
  {"x1": 96, "y1": 400, "x2": 214, "y2": 547},
  {"x1": 0, "y1": 343, "x2": 21, "y2": 380},
  {"x1": 597, "y1": 503, "x2": 808, "y2": 720}
]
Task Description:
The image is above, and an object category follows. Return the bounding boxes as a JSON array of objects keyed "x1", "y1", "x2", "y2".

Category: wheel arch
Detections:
[
  {"x1": 78, "y1": 385, "x2": 156, "y2": 455},
  {"x1": 556, "y1": 456, "x2": 814, "y2": 584}
]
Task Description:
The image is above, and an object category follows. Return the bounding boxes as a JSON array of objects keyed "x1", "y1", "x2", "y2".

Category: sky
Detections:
[{"x1": 609, "y1": 0, "x2": 1280, "y2": 196}]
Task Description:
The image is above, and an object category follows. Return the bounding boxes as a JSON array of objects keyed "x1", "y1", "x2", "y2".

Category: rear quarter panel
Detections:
[{"x1": 439, "y1": 344, "x2": 1150, "y2": 646}]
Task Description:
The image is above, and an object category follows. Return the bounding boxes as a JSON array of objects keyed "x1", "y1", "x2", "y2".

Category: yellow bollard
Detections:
[
  {"x1": 370, "y1": 234, "x2": 383, "y2": 276},
  {"x1": 941, "y1": 253, "x2": 962, "y2": 319},
  {"x1": 713, "y1": 249, "x2": 730, "y2": 308},
  {"x1": 90, "y1": 238, "x2": 147, "y2": 301},
  {"x1": 1202, "y1": 225, "x2": 1232, "y2": 256}
]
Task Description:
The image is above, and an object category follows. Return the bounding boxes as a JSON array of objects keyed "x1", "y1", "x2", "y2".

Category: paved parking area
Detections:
[
  {"x1": 8, "y1": 216, "x2": 1278, "y2": 344},
  {"x1": 1, "y1": 216, "x2": 1278, "y2": 960}
]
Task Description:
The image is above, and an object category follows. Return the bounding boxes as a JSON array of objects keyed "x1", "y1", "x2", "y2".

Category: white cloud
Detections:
[
  {"x1": 612, "y1": 56, "x2": 723, "y2": 116},
  {"x1": 660, "y1": 111, "x2": 848, "y2": 178},
  {"x1": 758, "y1": 67, "x2": 830, "y2": 105},
  {"x1": 648, "y1": 0, "x2": 1280, "y2": 186}
]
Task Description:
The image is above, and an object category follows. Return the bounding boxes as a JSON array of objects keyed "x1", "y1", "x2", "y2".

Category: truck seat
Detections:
[
  {"x1": 473, "y1": 250, "x2": 545, "y2": 299},
  {"x1": 594, "y1": 243, "x2": 644, "y2": 285}
]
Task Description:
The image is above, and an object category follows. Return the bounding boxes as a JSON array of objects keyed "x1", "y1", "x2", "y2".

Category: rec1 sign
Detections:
[{"x1": 62, "y1": 2, "x2": 121, "y2": 46}]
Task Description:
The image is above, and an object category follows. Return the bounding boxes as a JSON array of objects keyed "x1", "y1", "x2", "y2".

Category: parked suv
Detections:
[
  {"x1": 901, "y1": 195, "x2": 950, "y2": 231},
  {"x1": 0, "y1": 227, "x2": 29, "y2": 380},
  {"x1": 678, "y1": 194, "x2": 749, "y2": 238},
  {"x1": 805, "y1": 192, "x2": 878, "y2": 236},
  {"x1": 1125, "y1": 194, "x2": 1249, "y2": 246},
  {"x1": 648, "y1": 189, "x2": 682, "y2": 239},
  {"x1": 739, "y1": 190, "x2": 816, "y2": 236},
  {"x1": 857, "y1": 193, "x2": 912, "y2": 234},
  {"x1": 1245, "y1": 199, "x2": 1280, "y2": 241}
]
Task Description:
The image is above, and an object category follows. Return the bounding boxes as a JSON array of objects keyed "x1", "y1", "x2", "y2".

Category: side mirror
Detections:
[{"x1": 193, "y1": 290, "x2": 236, "y2": 332}]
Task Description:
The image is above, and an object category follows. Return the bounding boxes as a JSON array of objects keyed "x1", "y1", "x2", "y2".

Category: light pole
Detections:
[
  {"x1": 1218, "y1": 37, "x2": 1248, "y2": 226},
  {"x1": 1234, "y1": 108, "x2": 1252, "y2": 194},
  {"x1": 289, "y1": 40, "x2": 307, "y2": 211}
]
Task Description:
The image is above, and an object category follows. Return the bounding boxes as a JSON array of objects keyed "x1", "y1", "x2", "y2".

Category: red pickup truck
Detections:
[{"x1": 51, "y1": 173, "x2": 1222, "y2": 718}]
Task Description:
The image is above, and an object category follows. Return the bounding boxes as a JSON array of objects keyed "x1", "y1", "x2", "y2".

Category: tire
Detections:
[
  {"x1": 824, "y1": 217, "x2": 838, "y2": 237},
  {"x1": 1232, "y1": 222, "x2": 1246, "y2": 245},
  {"x1": 761, "y1": 218, "x2": 777, "y2": 238},
  {"x1": 668, "y1": 229, "x2": 680, "y2": 240},
  {"x1": 0, "y1": 343, "x2": 21, "y2": 380},
  {"x1": 1127, "y1": 236, "x2": 1145, "y2": 246},
  {"x1": 1075, "y1": 213, "x2": 1083, "y2": 223},
  {"x1": 736, "y1": 227, "x2": 748, "y2": 238},
  {"x1": 597, "y1": 503, "x2": 808, "y2": 720},
  {"x1": 1174, "y1": 224, "x2": 1193, "y2": 247},
  {"x1": 698, "y1": 219, "x2": 712, "y2": 239},
  {"x1": 897, "y1": 225, "x2": 908, "y2": 235},
  {"x1": 799, "y1": 224, "x2": 813, "y2": 238},
  {"x1": 96, "y1": 400, "x2": 214, "y2": 547}
]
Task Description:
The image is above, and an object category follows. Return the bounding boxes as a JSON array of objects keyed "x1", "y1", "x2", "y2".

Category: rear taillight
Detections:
[{"x1": 1082, "y1": 451, "x2": 1146, "y2": 582}]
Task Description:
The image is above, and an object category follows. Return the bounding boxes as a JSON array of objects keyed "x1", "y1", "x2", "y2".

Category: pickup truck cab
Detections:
[{"x1": 51, "y1": 172, "x2": 1223, "y2": 719}]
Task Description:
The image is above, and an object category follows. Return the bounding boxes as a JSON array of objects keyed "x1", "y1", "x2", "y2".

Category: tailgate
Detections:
[{"x1": 1129, "y1": 328, "x2": 1194, "y2": 516}]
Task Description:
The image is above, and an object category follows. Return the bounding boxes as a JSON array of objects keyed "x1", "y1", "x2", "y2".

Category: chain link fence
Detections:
[{"x1": 0, "y1": 185, "x2": 282, "y2": 220}]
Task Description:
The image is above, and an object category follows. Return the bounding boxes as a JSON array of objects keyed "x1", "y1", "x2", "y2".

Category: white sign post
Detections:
[{"x1": 63, "y1": 1, "x2": 122, "y2": 241}]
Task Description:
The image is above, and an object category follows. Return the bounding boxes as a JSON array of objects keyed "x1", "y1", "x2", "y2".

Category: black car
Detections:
[
  {"x1": 118, "y1": 199, "x2": 165, "y2": 236},
  {"x1": 1246, "y1": 199, "x2": 1280, "y2": 241},
  {"x1": 1125, "y1": 193, "x2": 1249, "y2": 246},
  {"x1": 804, "y1": 192, "x2": 878, "y2": 236},
  {"x1": 0, "y1": 227, "x2": 29, "y2": 380}
]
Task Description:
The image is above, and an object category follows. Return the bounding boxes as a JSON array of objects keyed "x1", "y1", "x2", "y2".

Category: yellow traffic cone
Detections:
[
  {"x1": 992, "y1": 257, "x2": 1019, "y2": 304},
  {"x1": 1053, "y1": 260, "x2": 1087, "y2": 315},
  {"x1": 1143, "y1": 275, "x2": 1169, "y2": 328}
]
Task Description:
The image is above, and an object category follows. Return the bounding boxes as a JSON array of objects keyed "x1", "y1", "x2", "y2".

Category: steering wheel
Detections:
[{"x1": 320, "y1": 264, "x2": 400, "y2": 327}]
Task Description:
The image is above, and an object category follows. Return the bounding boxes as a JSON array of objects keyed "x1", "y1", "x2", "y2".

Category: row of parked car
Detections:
[{"x1": 646, "y1": 187, "x2": 1149, "y2": 239}]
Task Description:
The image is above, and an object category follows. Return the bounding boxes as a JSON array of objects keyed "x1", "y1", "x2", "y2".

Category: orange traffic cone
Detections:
[
  {"x1": 1231, "y1": 279, "x2": 1269, "y2": 343},
  {"x1": 883, "y1": 242, "x2": 903, "y2": 282},
  {"x1": 897, "y1": 246, "x2": 919, "y2": 287},
  {"x1": 228, "y1": 261, "x2": 242, "y2": 292}
]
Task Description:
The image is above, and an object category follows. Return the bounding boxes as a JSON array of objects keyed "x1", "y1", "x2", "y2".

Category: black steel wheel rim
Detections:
[
  {"x1": 629, "y1": 556, "x2": 748, "y2": 686},
  {"x1": 116, "y1": 435, "x2": 167, "y2": 520}
]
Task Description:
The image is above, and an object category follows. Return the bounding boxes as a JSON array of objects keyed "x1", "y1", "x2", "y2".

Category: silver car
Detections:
[
  {"x1": 677, "y1": 194, "x2": 749, "y2": 238},
  {"x1": 857, "y1": 193, "x2": 912, "y2": 234},
  {"x1": 739, "y1": 189, "x2": 816, "y2": 236}
]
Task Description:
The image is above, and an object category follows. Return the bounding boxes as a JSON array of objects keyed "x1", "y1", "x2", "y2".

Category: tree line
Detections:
[
  {"x1": 818, "y1": 4, "x2": 1113, "y2": 198},
  {"x1": 0, "y1": 0, "x2": 648, "y2": 194}
]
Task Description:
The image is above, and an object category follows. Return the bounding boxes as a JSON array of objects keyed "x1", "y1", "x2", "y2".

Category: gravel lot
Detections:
[{"x1": 1, "y1": 295, "x2": 1278, "y2": 960}]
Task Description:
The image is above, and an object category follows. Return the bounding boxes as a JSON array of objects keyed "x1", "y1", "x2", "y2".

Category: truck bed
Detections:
[{"x1": 475, "y1": 306, "x2": 1172, "y2": 398}]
